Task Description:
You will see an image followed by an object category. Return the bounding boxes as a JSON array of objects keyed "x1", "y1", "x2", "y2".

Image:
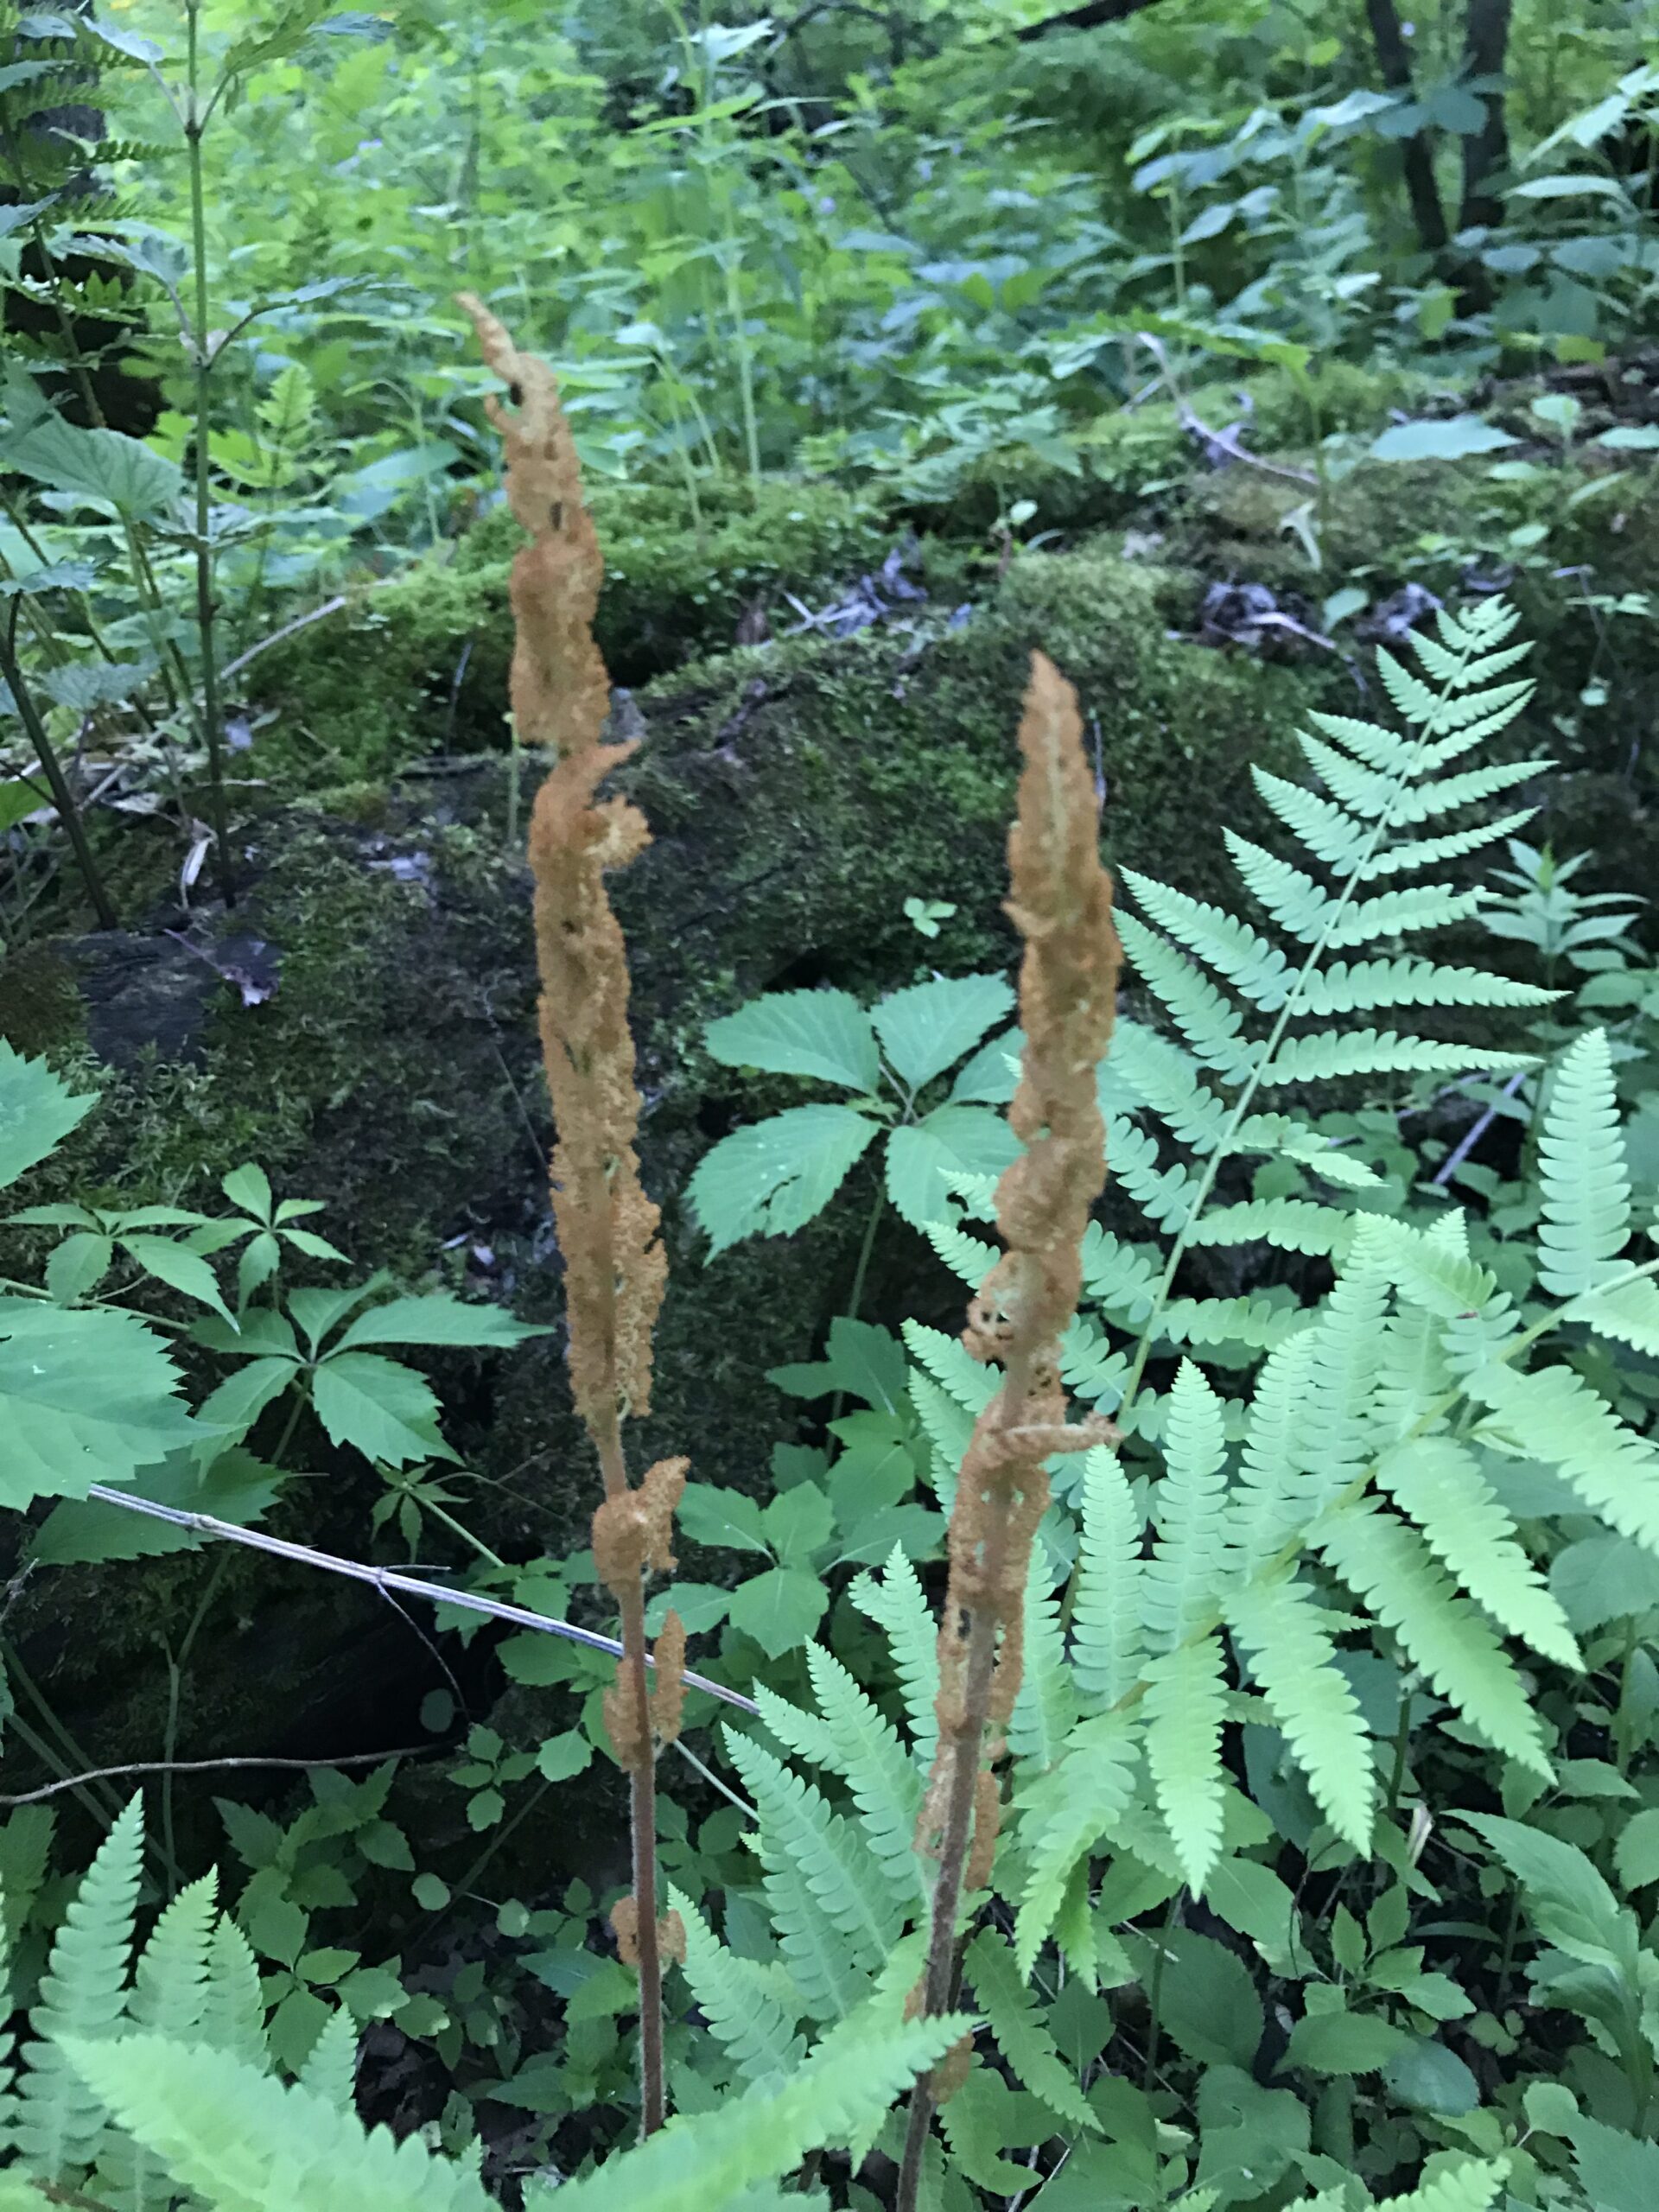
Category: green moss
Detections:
[{"x1": 251, "y1": 478, "x2": 889, "y2": 783}]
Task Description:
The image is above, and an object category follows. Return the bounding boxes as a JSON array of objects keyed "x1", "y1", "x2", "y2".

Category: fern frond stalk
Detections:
[
  {"x1": 463, "y1": 295, "x2": 685, "y2": 2138},
  {"x1": 898, "y1": 652, "x2": 1120, "y2": 2212}
]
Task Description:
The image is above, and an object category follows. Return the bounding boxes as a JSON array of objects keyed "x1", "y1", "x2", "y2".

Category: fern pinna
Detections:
[{"x1": 674, "y1": 598, "x2": 1659, "y2": 2196}]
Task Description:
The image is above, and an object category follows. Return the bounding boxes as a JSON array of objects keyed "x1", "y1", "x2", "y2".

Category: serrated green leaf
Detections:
[
  {"x1": 312, "y1": 1352, "x2": 455, "y2": 1469},
  {"x1": 0, "y1": 1041, "x2": 96, "y2": 1190},
  {"x1": 873, "y1": 974, "x2": 1015, "y2": 1090},
  {"x1": 689, "y1": 1106, "x2": 880, "y2": 1255},
  {"x1": 703, "y1": 989, "x2": 880, "y2": 1091}
]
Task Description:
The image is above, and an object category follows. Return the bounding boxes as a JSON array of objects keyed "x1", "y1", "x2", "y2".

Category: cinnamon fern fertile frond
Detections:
[{"x1": 462, "y1": 296, "x2": 683, "y2": 2137}]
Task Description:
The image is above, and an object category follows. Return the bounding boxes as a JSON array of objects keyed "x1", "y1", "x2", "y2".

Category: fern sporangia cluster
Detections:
[
  {"x1": 461, "y1": 295, "x2": 683, "y2": 2135},
  {"x1": 897, "y1": 650, "x2": 1122, "y2": 2207}
]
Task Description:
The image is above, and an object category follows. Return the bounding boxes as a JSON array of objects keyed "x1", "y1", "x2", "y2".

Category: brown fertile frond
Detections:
[
  {"x1": 919, "y1": 648, "x2": 1121, "y2": 1853},
  {"x1": 651, "y1": 1611, "x2": 688, "y2": 1747},
  {"x1": 457, "y1": 293, "x2": 608, "y2": 761},
  {"x1": 465, "y1": 297, "x2": 666, "y2": 1476}
]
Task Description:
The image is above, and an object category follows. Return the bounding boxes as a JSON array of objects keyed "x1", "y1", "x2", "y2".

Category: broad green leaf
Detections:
[
  {"x1": 337, "y1": 1294, "x2": 545, "y2": 1351},
  {"x1": 0, "y1": 373, "x2": 182, "y2": 518},
  {"x1": 312, "y1": 1351, "x2": 455, "y2": 1469},
  {"x1": 689, "y1": 1106, "x2": 880, "y2": 1254},
  {"x1": 1135, "y1": 1927, "x2": 1263, "y2": 2069},
  {"x1": 1508, "y1": 171, "x2": 1630, "y2": 200},
  {"x1": 1384, "y1": 2037, "x2": 1480, "y2": 2115},
  {"x1": 1462, "y1": 1814, "x2": 1637, "y2": 1975},
  {"x1": 0, "y1": 1040, "x2": 96, "y2": 1188},
  {"x1": 886, "y1": 1104, "x2": 1020, "y2": 1230},
  {"x1": 1567, "y1": 2111, "x2": 1659, "y2": 2212},
  {"x1": 677, "y1": 1481, "x2": 771, "y2": 1553},
  {"x1": 726, "y1": 1567, "x2": 829, "y2": 1657},
  {"x1": 221, "y1": 1163, "x2": 273, "y2": 1218},
  {"x1": 873, "y1": 974, "x2": 1015, "y2": 1090},
  {"x1": 32, "y1": 1449, "x2": 281, "y2": 1564},
  {"x1": 120, "y1": 1233, "x2": 236, "y2": 1325},
  {"x1": 0, "y1": 1303, "x2": 199, "y2": 1506},
  {"x1": 45, "y1": 1231, "x2": 112, "y2": 1303},
  {"x1": 1369, "y1": 417, "x2": 1518, "y2": 461},
  {"x1": 949, "y1": 1026, "x2": 1025, "y2": 1104},
  {"x1": 1281, "y1": 2008, "x2": 1412, "y2": 2075},
  {"x1": 1615, "y1": 1806, "x2": 1659, "y2": 1889},
  {"x1": 703, "y1": 988, "x2": 880, "y2": 1091},
  {"x1": 194, "y1": 1357, "x2": 299, "y2": 1454}
]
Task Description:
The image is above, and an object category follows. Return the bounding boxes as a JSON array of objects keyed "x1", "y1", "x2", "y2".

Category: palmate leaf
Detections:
[
  {"x1": 310, "y1": 1352, "x2": 455, "y2": 1471},
  {"x1": 1536, "y1": 1028, "x2": 1632, "y2": 1297},
  {"x1": 885, "y1": 1105, "x2": 1019, "y2": 1230},
  {"x1": 1226, "y1": 1573, "x2": 1374, "y2": 1851},
  {"x1": 0, "y1": 1305, "x2": 200, "y2": 1509},
  {"x1": 703, "y1": 989, "x2": 879, "y2": 1092},
  {"x1": 689, "y1": 1105, "x2": 880, "y2": 1255},
  {"x1": 0, "y1": 1042, "x2": 97, "y2": 1189},
  {"x1": 872, "y1": 974, "x2": 1014, "y2": 1090},
  {"x1": 1319, "y1": 1503, "x2": 1552, "y2": 1776}
]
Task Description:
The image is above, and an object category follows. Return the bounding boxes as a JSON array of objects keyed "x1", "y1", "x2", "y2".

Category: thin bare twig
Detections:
[
  {"x1": 81, "y1": 1484, "x2": 760, "y2": 1717},
  {"x1": 0, "y1": 1747, "x2": 432, "y2": 1808},
  {"x1": 219, "y1": 593, "x2": 348, "y2": 685}
]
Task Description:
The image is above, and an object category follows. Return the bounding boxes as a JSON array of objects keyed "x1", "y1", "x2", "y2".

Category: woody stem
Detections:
[{"x1": 619, "y1": 1575, "x2": 666, "y2": 2137}]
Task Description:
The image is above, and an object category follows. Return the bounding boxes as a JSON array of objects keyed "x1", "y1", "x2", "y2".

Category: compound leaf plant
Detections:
[{"x1": 688, "y1": 968, "x2": 1022, "y2": 1253}]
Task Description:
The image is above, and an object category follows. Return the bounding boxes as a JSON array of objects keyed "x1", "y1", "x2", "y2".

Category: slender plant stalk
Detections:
[
  {"x1": 0, "y1": 615, "x2": 117, "y2": 928},
  {"x1": 183, "y1": 0, "x2": 235, "y2": 906},
  {"x1": 461, "y1": 295, "x2": 687, "y2": 2139},
  {"x1": 897, "y1": 654, "x2": 1121, "y2": 2210}
]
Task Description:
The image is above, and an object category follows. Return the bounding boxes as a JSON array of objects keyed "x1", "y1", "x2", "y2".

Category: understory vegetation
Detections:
[{"x1": 3, "y1": 2, "x2": 1659, "y2": 2208}]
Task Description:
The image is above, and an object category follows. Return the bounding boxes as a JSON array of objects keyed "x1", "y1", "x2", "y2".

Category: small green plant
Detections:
[{"x1": 688, "y1": 969, "x2": 1022, "y2": 1285}]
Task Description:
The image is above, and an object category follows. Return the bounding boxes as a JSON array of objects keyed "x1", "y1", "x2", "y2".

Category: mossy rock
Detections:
[{"x1": 249, "y1": 478, "x2": 892, "y2": 782}]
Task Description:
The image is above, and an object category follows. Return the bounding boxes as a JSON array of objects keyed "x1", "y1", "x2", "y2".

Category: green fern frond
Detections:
[
  {"x1": 297, "y1": 2008, "x2": 359, "y2": 2110},
  {"x1": 1229, "y1": 1332, "x2": 1319, "y2": 1568},
  {"x1": 849, "y1": 1548, "x2": 941, "y2": 1770},
  {"x1": 1319, "y1": 1503, "x2": 1552, "y2": 1776},
  {"x1": 1013, "y1": 1711, "x2": 1139, "y2": 1974},
  {"x1": 1109, "y1": 1118, "x2": 1202, "y2": 1233},
  {"x1": 1072, "y1": 1448, "x2": 1147, "y2": 1711},
  {"x1": 1144, "y1": 1636, "x2": 1227, "y2": 1894},
  {"x1": 754, "y1": 1684, "x2": 842, "y2": 1772},
  {"x1": 1009, "y1": 1560, "x2": 1078, "y2": 1770},
  {"x1": 1469, "y1": 1362, "x2": 1659, "y2": 1555},
  {"x1": 1357, "y1": 809, "x2": 1537, "y2": 880},
  {"x1": 1295, "y1": 957, "x2": 1554, "y2": 1018},
  {"x1": 1107, "y1": 1021, "x2": 1234, "y2": 1147},
  {"x1": 58, "y1": 2032, "x2": 499, "y2": 2212},
  {"x1": 1300, "y1": 1255, "x2": 1393, "y2": 1492},
  {"x1": 803, "y1": 1645, "x2": 927, "y2": 1909},
  {"x1": 900, "y1": 1321, "x2": 994, "y2": 1414},
  {"x1": 1157, "y1": 1293, "x2": 1303, "y2": 1351},
  {"x1": 1186, "y1": 1197, "x2": 1352, "y2": 1258},
  {"x1": 1377, "y1": 2153, "x2": 1510, "y2": 2212},
  {"x1": 1260, "y1": 1031, "x2": 1534, "y2": 1084},
  {"x1": 130, "y1": 1874, "x2": 218, "y2": 2040},
  {"x1": 536, "y1": 2012, "x2": 976, "y2": 2212},
  {"x1": 725, "y1": 1733, "x2": 901, "y2": 1970},
  {"x1": 670, "y1": 1888, "x2": 806, "y2": 2082},
  {"x1": 1117, "y1": 874, "x2": 1291, "y2": 1009},
  {"x1": 1252, "y1": 768, "x2": 1372, "y2": 874},
  {"x1": 1376, "y1": 1439, "x2": 1580, "y2": 1669},
  {"x1": 198, "y1": 1917, "x2": 268, "y2": 2069},
  {"x1": 1225, "y1": 1573, "x2": 1375, "y2": 1851},
  {"x1": 909, "y1": 1370, "x2": 977, "y2": 1476},
  {"x1": 964, "y1": 1929, "x2": 1098, "y2": 2132},
  {"x1": 1114, "y1": 914, "x2": 1256, "y2": 1082},
  {"x1": 1220, "y1": 834, "x2": 1335, "y2": 943},
  {"x1": 923, "y1": 1215, "x2": 997, "y2": 1287},
  {"x1": 1080, "y1": 1225, "x2": 1161, "y2": 1314},
  {"x1": 16, "y1": 1795, "x2": 144, "y2": 2180},
  {"x1": 1563, "y1": 1274, "x2": 1659, "y2": 1357},
  {"x1": 1537, "y1": 1028, "x2": 1632, "y2": 1298},
  {"x1": 1144, "y1": 1362, "x2": 1230, "y2": 1648}
]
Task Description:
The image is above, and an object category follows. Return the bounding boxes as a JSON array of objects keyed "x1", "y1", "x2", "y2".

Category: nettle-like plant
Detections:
[
  {"x1": 687, "y1": 969, "x2": 1023, "y2": 1256},
  {"x1": 668, "y1": 599, "x2": 1659, "y2": 2206}
]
